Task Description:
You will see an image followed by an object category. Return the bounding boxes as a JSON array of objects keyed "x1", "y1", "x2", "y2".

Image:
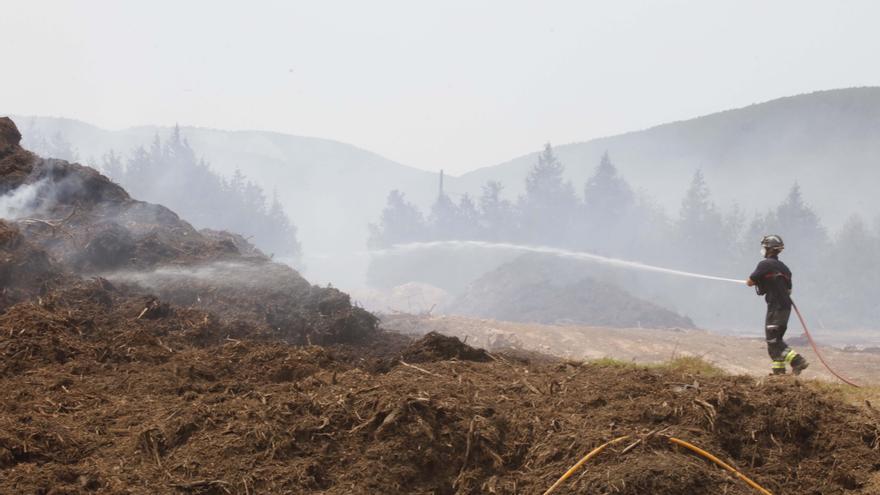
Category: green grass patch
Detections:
[
  {"x1": 653, "y1": 356, "x2": 726, "y2": 376},
  {"x1": 804, "y1": 380, "x2": 880, "y2": 407},
  {"x1": 587, "y1": 355, "x2": 726, "y2": 376},
  {"x1": 587, "y1": 357, "x2": 638, "y2": 368}
]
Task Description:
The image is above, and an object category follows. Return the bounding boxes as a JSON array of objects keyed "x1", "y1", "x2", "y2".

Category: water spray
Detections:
[
  {"x1": 377, "y1": 240, "x2": 745, "y2": 284},
  {"x1": 378, "y1": 241, "x2": 859, "y2": 387}
]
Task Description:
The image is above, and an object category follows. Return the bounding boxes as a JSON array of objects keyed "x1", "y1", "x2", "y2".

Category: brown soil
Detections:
[
  {"x1": 400, "y1": 331, "x2": 492, "y2": 363},
  {"x1": 381, "y1": 313, "x2": 880, "y2": 385},
  {"x1": 3, "y1": 313, "x2": 879, "y2": 494},
  {"x1": 0, "y1": 220, "x2": 62, "y2": 310},
  {"x1": 2, "y1": 117, "x2": 879, "y2": 494}
]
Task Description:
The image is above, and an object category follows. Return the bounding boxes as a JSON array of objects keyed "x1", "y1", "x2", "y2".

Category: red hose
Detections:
[{"x1": 790, "y1": 299, "x2": 860, "y2": 388}]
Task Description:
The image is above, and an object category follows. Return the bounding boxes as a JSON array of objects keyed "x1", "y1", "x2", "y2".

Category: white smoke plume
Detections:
[
  {"x1": 100, "y1": 261, "x2": 296, "y2": 291},
  {"x1": 0, "y1": 179, "x2": 49, "y2": 220}
]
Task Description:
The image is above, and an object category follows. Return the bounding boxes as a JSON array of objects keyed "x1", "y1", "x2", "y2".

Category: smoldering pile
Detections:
[{"x1": 0, "y1": 116, "x2": 377, "y2": 345}]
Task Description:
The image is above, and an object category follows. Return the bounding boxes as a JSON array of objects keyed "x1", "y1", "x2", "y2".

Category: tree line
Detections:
[
  {"x1": 369, "y1": 144, "x2": 879, "y2": 329},
  {"x1": 22, "y1": 125, "x2": 302, "y2": 262}
]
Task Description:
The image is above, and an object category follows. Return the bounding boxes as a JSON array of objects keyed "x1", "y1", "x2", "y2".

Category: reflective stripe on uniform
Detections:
[
  {"x1": 771, "y1": 360, "x2": 786, "y2": 369},
  {"x1": 784, "y1": 349, "x2": 798, "y2": 364}
]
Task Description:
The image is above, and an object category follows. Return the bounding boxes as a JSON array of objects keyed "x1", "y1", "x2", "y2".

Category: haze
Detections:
[{"x1": 4, "y1": 0, "x2": 880, "y2": 174}]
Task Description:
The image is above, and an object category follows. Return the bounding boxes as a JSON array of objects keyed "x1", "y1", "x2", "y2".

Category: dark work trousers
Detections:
[{"x1": 765, "y1": 304, "x2": 792, "y2": 360}]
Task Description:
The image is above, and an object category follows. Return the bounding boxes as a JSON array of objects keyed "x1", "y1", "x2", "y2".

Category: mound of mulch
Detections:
[
  {"x1": 0, "y1": 117, "x2": 378, "y2": 347},
  {"x1": 1, "y1": 317, "x2": 878, "y2": 494},
  {"x1": 401, "y1": 331, "x2": 492, "y2": 363},
  {"x1": 449, "y1": 254, "x2": 696, "y2": 329},
  {"x1": 0, "y1": 220, "x2": 64, "y2": 311}
]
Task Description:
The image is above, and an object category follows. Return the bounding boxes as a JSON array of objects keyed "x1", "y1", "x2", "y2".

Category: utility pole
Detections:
[{"x1": 438, "y1": 169, "x2": 445, "y2": 198}]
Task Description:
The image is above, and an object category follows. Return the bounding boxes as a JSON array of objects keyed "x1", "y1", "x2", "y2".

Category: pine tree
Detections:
[
  {"x1": 119, "y1": 131, "x2": 302, "y2": 259},
  {"x1": 428, "y1": 192, "x2": 460, "y2": 240},
  {"x1": 229, "y1": 169, "x2": 246, "y2": 196},
  {"x1": 581, "y1": 152, "x2": 636, "y2": 251},
  {"x1": 677, "y1": 170, "x2": 724, "y2": 269},
  {"x1": 368, "y1": 190, "x2": 426, "y2": 248},
  {"x1": 123, "y1": 146, "x2": 152, "y2": 199},
  {"x1": 19, "y1": 126, "x2": 79, "y2": 162},
  {"x1": 583, "y1": 153, "x2": 635, "y2": 214},
  {"x1": 720, "y1": 203, "x2": 745, "y2": 261},
  {"x1": 479, "y1": 180, "x2": 514, "y2": 241},
  {"x1": 773, "y1": 183, "x2": 829, "y2": 252},
  {"x1": 266, "y1": 191, "x2": 302, "y2": 260},
  {"x1": 101, "y1": 150, "x2": 124, "y2": 181},
  {"x1": 824, "y1": 215, "x2": 879, "y2": 324},
  {"x1": 519, "y1": 143, "x2": 578, "y2": 244},
  {"x1": 148, "y1": 134, "x2": 162, "y2": 164},
  {"x1": 457, "y1": 193, "x2": 481, "y2": 240},
  {"x1": 48, "y1": 131, "x2": 79, "y2": 162}
]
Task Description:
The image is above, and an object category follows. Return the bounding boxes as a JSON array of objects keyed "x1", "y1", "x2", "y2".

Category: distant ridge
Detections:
[{"x1": 455, "y1": 87, "x2": 880, "y2": 227}]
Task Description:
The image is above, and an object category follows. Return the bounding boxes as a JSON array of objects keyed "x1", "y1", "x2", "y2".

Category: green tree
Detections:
[
  {"x1": 823, "y1": 215, "x2": 879, "y2": 325},
  {"x1": 265, "y1": 191, "x2": 302, "y2": 258},
  {"x1": 456, "y1": 193, "x2": 481, "y2": 240},
  {"x1": 581, "y1": 152, "x2": 636, "y2": 252},
  {"x1": 772, "y1": 183, "x2": 829, "y2": 253},
  {"x1": 479, "y1": 180, "x2": 515, "y2": 241},
  {"x1": 368, "y1": 190, "x2": 426, "y2": 248},
  {"x1": 428, "y1": 191, "x2": 460, "y2": 240},
  {"x1": 119, "y1": 130, "x2": 301, "y2": 261},
  {"x1": 20, "y1": 124, "x2": 79, "y2": 162},
  {"x1": 676, "y1": 170, "x2": 725, "y2": 270},
  {"x1": 519, "y1": 143, "x2": 578, "y2": 244},
  {"x1": 100, "y1": 149, "x2": 124, "y2": 181}
]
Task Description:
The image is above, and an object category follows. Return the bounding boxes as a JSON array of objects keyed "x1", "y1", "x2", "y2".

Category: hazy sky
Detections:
[{"x1": 3, "y1": 1, "x2": 879, "y2": 174}]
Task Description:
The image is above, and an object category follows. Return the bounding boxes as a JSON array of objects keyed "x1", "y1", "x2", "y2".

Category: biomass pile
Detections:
[
  {"x1": 3, "y1": 321, "x2": 879, "y2": 494},
  {"x1": 449, "y1": 254, "x2": 696, "y2": 329},
  {"x1": 1, "y1": 117, "x2": 879, "y2": 494},
  {"x1": 0, "y1": 117, "x2": 376, "y2": 347}
]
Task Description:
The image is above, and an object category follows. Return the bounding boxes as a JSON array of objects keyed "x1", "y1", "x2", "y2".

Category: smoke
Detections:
[
  {"x1": 0, "y1": 179, "x2": 48, "y2": 220},
  {"x1": 100, "y1": 261, "x2": 295, "y2": 291}
]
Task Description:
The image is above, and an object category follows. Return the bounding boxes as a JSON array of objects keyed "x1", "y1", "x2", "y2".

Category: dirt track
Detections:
[{"x1": 381, "y1": 314, "x2": 880, "y2": 385}]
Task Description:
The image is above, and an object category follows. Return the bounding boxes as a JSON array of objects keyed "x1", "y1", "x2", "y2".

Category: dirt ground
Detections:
[
  {"x1": 3, "y1": 317, "x2": 880, "y2": 494},
  {"x1": 381, "y1": 313, "x2": 880, "y2": 385},
  {"x1": 2, "y1": 117, "x2": 880, "y2": 494}
]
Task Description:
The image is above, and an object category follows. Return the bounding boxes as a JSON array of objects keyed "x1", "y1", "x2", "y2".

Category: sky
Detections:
[{"x1": 2, "y1": 0, "x2": 880, "y2": 175}]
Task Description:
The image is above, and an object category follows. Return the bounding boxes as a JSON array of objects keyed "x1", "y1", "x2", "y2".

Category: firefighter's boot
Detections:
[
  {"x1": 770, "y1": 360, "x2": 786, "y2": 376},
  {"x1": 789, "y1": 353, "x2": 809, "y2": 376}
]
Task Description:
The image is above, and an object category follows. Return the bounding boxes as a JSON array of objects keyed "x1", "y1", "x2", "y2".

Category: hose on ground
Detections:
[
  {"x1": 668, "y1": 436, "x2": 773, "y2": 495},
  {"x1": 541, "y1": 435, "x2": 629, "y2": 495},
  {"x1": 542, "y1": 435, "x2": 774, "y2": 495},
  {"x1": 790, "y1": 298, "x2": 860, "y2": 388}
]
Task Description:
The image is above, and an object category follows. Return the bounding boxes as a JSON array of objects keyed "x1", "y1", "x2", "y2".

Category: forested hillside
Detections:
[{"x1": 369, "y1": 143, "x2": 879, "y2": 329}]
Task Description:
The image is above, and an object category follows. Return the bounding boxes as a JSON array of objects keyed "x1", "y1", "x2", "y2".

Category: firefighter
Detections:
[{"x1": 746, "y1": 235, "x2": 809, "y2": 375}]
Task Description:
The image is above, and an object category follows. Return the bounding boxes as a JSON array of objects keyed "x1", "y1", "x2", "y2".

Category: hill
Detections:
[
  {"x1": 449, "y1": 255, "x2": 695, "y2": 329},
  {"x1": 456, "y1": 87, "x2": 880, "y2": 227}
]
